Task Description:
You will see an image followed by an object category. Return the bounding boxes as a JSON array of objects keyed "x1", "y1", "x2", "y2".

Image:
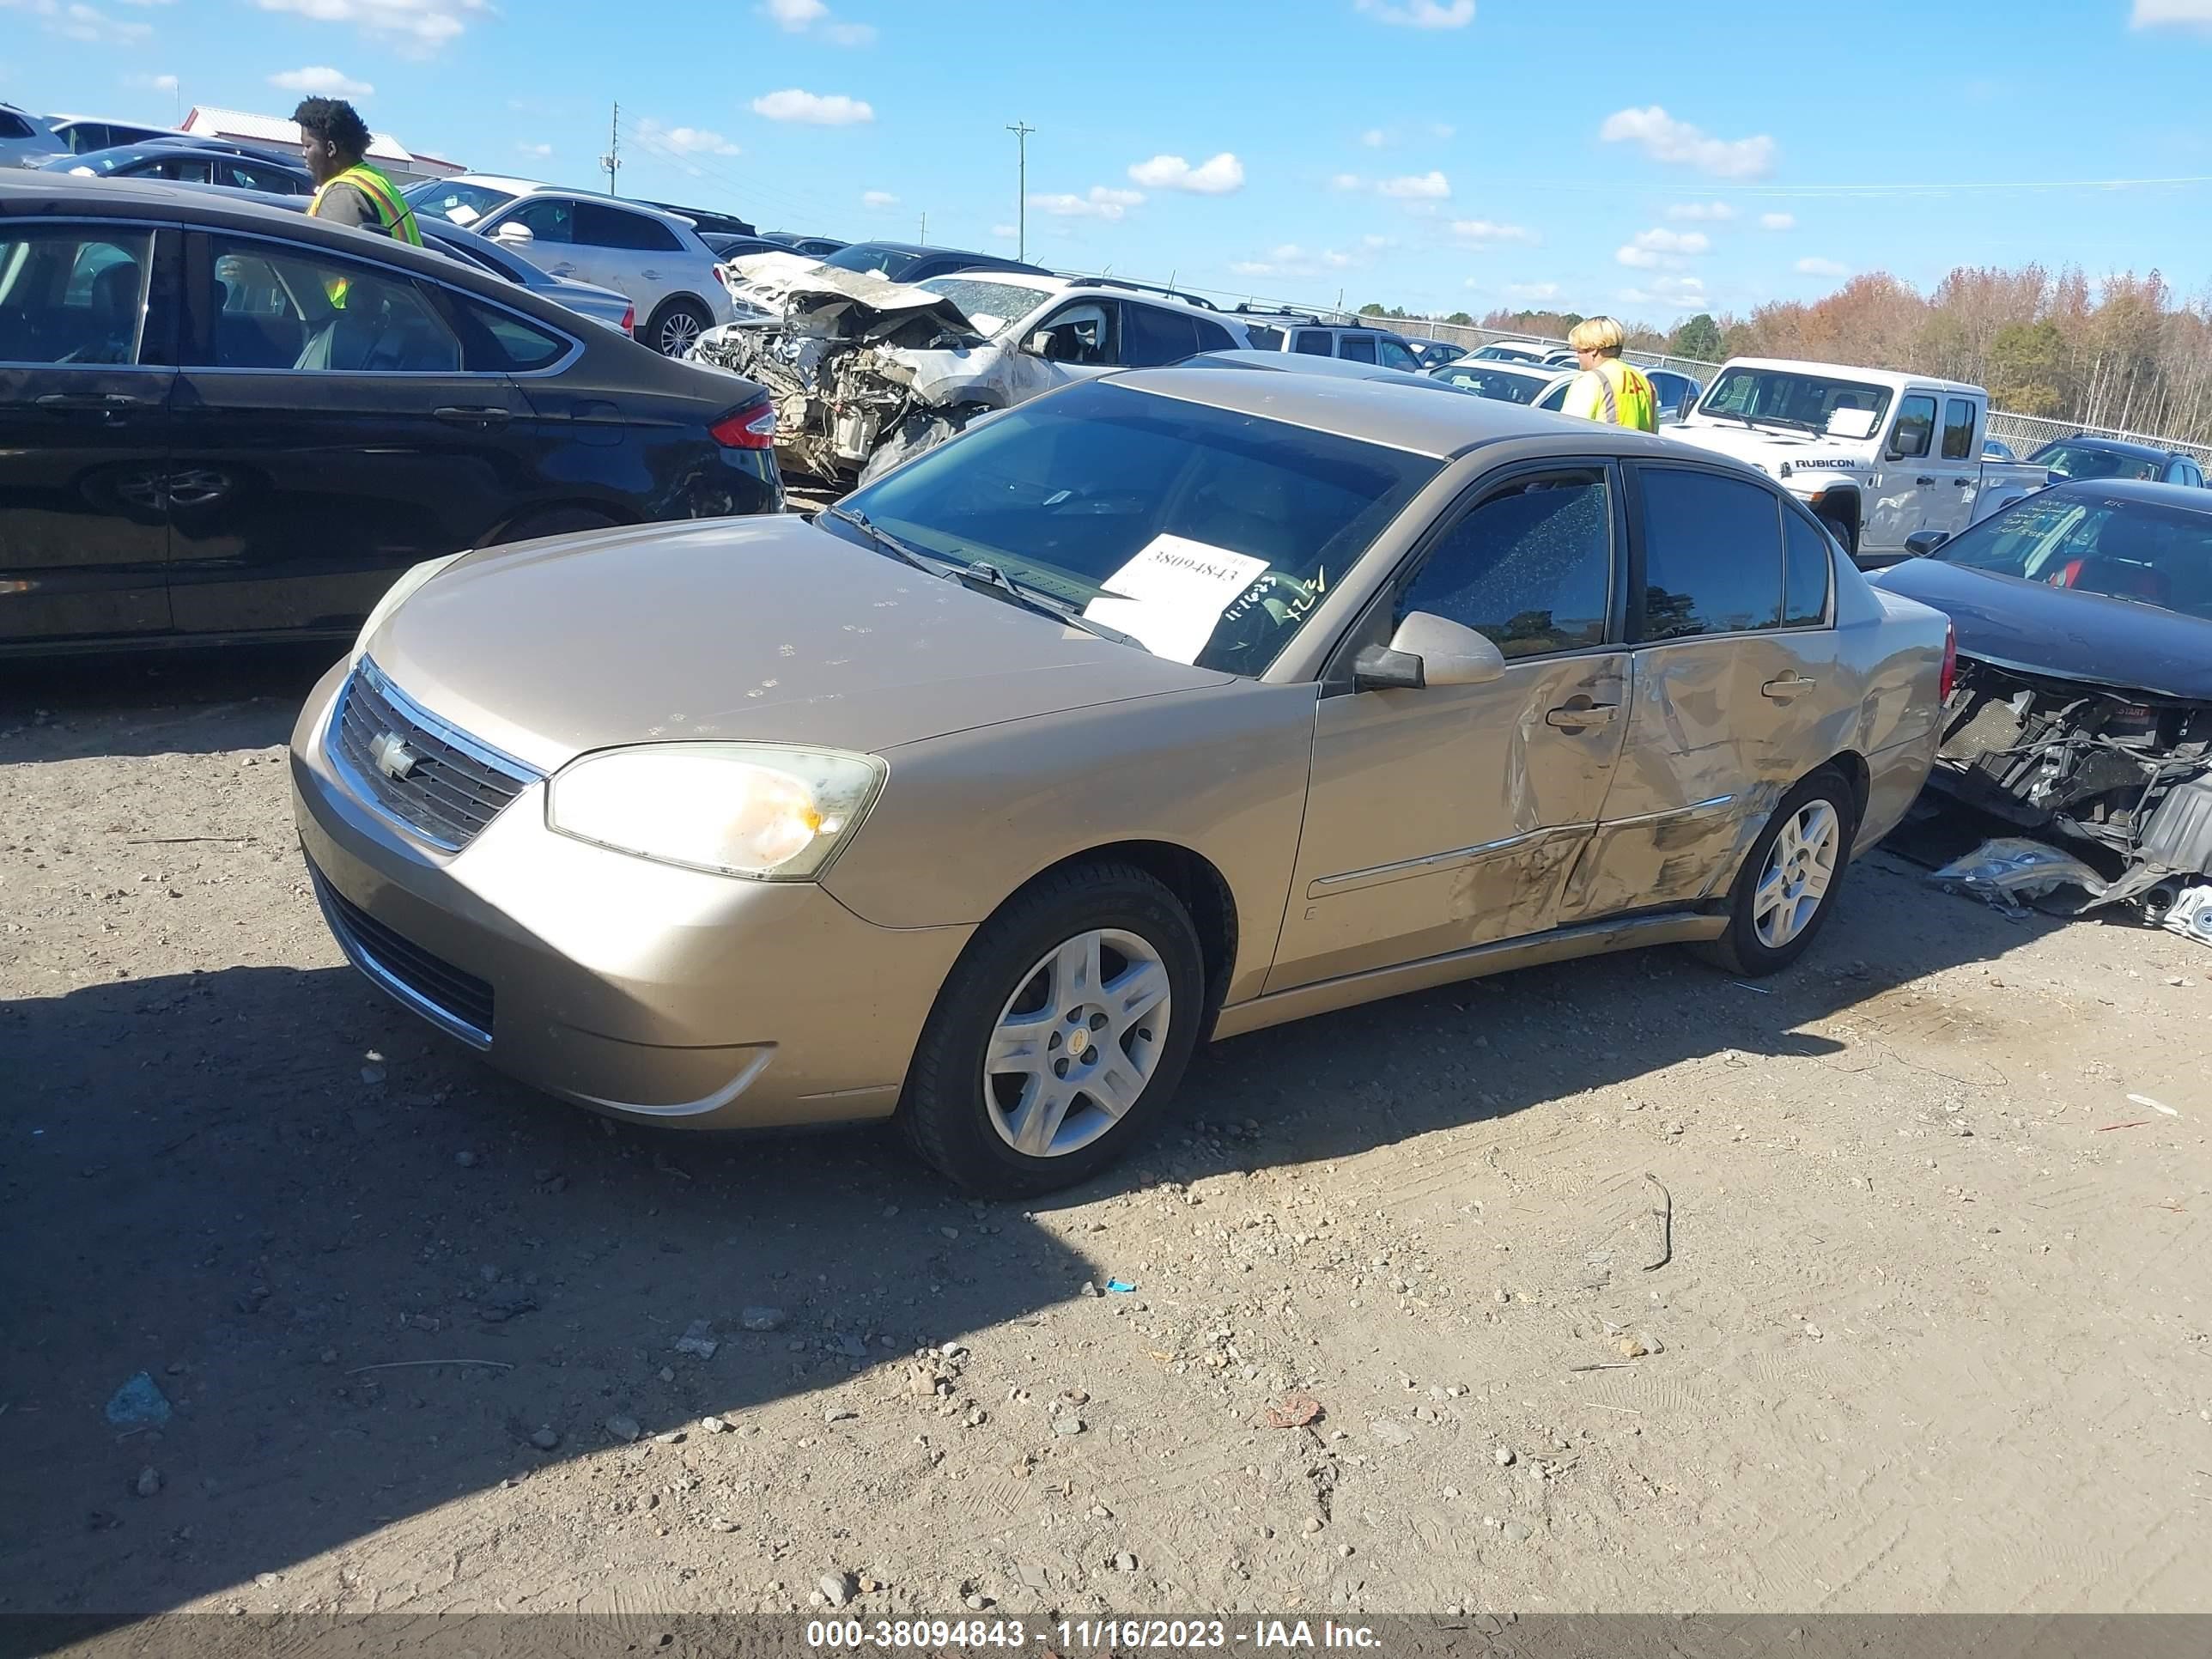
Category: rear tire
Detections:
[
  {"x1": 900, "y1": 862, "x2": 1204, "y2": 1197},
  {"x1": 647, "y1": 296, "x2": 712, "y2": 358},
  {"x1": 1693, "y1": 769, "x2": 1857, "y2": 977}
]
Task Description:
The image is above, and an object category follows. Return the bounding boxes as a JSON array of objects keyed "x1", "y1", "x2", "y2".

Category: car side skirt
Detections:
[{"x1": 1210, "y1": 909, "x2": 1728, "y2": 1041}]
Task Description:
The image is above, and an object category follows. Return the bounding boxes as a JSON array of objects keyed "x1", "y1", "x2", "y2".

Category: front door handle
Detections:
[
  {"x1": 640, "y1": 269, "x2": 660, "y2": 280},
  {"x1": 434, "y1": 405, "x2": 512, "y2": 428},
  {"x1": 1545, "y1": 702, "x2": 1619, "y2": 731},
  {"x1": 1915, "y1": 475, "x2": 1936, "y2": 485},
  {"x1": 1761, "y1": 674, "x2": 1819, "y2": 699},
  {"x1": 1954, "y1": 477, "x2": 1974, "y2": 486}
]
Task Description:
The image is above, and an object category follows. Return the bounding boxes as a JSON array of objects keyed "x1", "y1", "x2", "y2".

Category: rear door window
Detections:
[
  {"x1": 1782, "y1": 510, "x2": 1834, "y2": 628},
  {"x1": 1192, "y1": 316, "x2": 1237, "y2": 352},
  {"x1": 1941, "y1": 398, "x2": 1976, "y2": 460},
  {"x1": 448, "y1": 295, "x2": 570, "y2": 372},
  {"x1": 1291, "y1": 329, "x2": 1334, "y2": 356},
  {"x1": 504, "y1": 198, "x2": 575, "y2": 245},
  {"x1": 1121, "y1": 304, "x2": 1201, "y2": 367},
  {"x1": 1635, "y1": 465, "x2": 1785, "y2": 640},
  {"x1": 199, "y1": 236, "x2": 462, "y2": 373},
  {"x1": 1340, "y1": 333, "x2": 1379, "y2": 364}
]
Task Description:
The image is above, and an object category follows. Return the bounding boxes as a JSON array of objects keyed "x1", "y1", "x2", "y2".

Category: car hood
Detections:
[
  {"x1": 364, "y1": 516, "x2": 1235, "y2": 773},
  {"x1": 1670, "y1": 421, "x2": 1863, "y2": 473},
  {"x1": 1869, "y1": 556, "x2": 2212, "y2": 701}
]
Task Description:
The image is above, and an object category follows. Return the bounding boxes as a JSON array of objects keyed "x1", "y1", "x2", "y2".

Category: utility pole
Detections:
[
  {"x1": 1006, "y1": 120, "x2": 1035, "y2": 262},
  {"x1": 918, "y1": 211, "x2": 927, "y2": 244},
  {"x1": 600, "y1": 101, "x2": 621, "y2": 197}
]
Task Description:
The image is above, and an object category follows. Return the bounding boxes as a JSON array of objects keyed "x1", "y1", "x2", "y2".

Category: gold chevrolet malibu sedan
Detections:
[{"x1": 292, "y1": 369, "x2": 1953, "y2": 1194}]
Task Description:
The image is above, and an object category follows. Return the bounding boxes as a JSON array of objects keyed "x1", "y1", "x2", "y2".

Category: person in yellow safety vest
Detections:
[
  {"x1": 295, "y1": 96, "x2": 423, "y2": 248},
  {"x1": 1559, "y1": 315, "x2": 1657, "y2": 433}
]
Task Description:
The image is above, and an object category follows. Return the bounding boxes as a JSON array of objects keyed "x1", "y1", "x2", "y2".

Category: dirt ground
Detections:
[{"x1": 3, "y1": 649, "x2": 2209, "y2": 1624}]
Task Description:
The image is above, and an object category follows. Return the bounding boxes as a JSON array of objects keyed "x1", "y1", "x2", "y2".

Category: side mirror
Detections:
[
  {"x1": 1904, "y1": 529, "x2": 1949, "y2": 557},
  {"x1": 1352, "y1": 610, "x2": 1506, "y2": 692},
  {"x1": 1024, "y1": 328, "x2": 1056, "y2": 357},
  {"x1": 492, "y1": 221, "x2": 534, "y2": 246}
]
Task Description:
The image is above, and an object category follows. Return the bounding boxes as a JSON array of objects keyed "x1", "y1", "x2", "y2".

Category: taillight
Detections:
[
  {"x1": 710, "y1": 397, "x2": 777, "y2": 449},
  {"x1": 1938, "y1": 622, "x2": 1958, "y2": 702},
  {"x1": 711, "y1": 263, "x2": 727, "y2": 288},
  {"x1": 620, "y1": 302, "x2": 635, "y2": 335}
]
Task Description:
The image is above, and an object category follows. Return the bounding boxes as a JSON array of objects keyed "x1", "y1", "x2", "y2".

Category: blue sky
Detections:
[{"x1": 8, "y1": 0, "x2": 2212, "y2": 324}]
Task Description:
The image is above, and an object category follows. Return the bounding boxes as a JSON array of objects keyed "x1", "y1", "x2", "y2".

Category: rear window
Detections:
[
  {"x1": 574, "y1": 204, "x2": 683, "y2": 252},
  {"x1": 0, "y1": 111, "x2": 34, "y2": 141},
  {"x1": 1291, "y1": 329, "x2": 1334, "y2": 356},
  {"x1": 2033, "y1": 441, "x2": 2164, "y2": 483}
]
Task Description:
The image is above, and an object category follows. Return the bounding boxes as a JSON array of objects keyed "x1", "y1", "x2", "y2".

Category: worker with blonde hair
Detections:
[{"x1": 1560, "y1": 316, "x2": 1657, "y2": 432}]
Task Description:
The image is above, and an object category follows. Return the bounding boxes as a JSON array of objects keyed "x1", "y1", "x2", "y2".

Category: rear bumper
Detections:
[{"x1": 289, "y1": 659, "x2": 969, "y2": 1128}]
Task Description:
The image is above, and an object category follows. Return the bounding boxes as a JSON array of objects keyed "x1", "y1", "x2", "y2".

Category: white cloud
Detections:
[
  {"x1": 6, "y1": 1, "x2": 158, "y2": 46},
  {"x1": 1359, "y1": 127, "x2": 1386, "y2": 148},
  {"x1": 1619, "y1": 274, "x2": 1708, "y2": 310},
  {"x1": 1616, "y1": 226, "x2": 1709, "y2": 268},
  {"x1": 124, "y1": 70, "x2": 179, "y2": 89},
  {"x1": 1356, "y1": 0, "x2": 1475, "y2": 27},
  {"x1": 1666, "y1": 201, "x2": 1736, "y2": 222},
  {"x1": 1231, "y1": 242, "x2": 1365, "y2": 279},
  {"x1": 1377, "y1": 169, "x2": 1450, "y2": 199},
  {"x1": 252, "y1": 0, "x2": 489, "y2": 51},
  {"x1": 1598, "y1": 105, "x2": 1776, "y2": 179},
  {"x1": 991, "y1": 223, "x2": 1018, "y2": 239},
  {"x1": 1450, "y1": 218, "x2": 1536, "y2": 245},
  {"x1": 1127, "y1": 152, "x2": 1245, "y2": 194},
  {"x1": 270, "y1": 64, "x2": 374, "y2": 96},
  {"x1": 750, "y1": 88, "x2": 874, "y2": 125},
  {"x1": 1329, "y1": 172, "x2": 1364, "y2": 191},
  {"x1": 1361, "y1": 233, "x2": 1395, "y2": 249},
  {"x1": 1796, "y1": 256, "x2": 1848, "y2": 276},
  {"x1": 1759, "y1": 210, "x2": 1796, "y2": 230},
  {"x1": 2132, "y1": 0, "x2": 2212, "y2": 30},
  {"x1": 639, "y1": 118, "x2": 741, "y2": 156},
  {"x1": 760, "y1": 0, "x2": 872, "y2": 43},
  {"x1": 1508, "y1": 282, "x2": 1559, "y2": 300},
  {"x1": 515, "y1": 141, "x2": 551, "y2": 158},
  {"x1": 861, "y1": 189, "x2": 897, "y2": 209},
  {"x1": 1428, "y1": 120, "x2": 1455, "y2": 139},
  {"x1": 1030, "y1": 185, "x2": 1145, "y2": 222}
]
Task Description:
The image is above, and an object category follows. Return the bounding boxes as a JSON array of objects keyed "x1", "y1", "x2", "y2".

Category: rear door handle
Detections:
[
  {"x1": 1761, "y1": 674, "x2": 1819, "y2": 699},
  {"x1": 1544, "y1": 702, "x2": 1618, "y2": 731},
  {"x1": 1915, "y1": 475, "x2": 1935, "y2": 485},
  {"x1": 35, "y1": 392, "x2": 155, "y2": 410},
  {"x1": 1954, "y1": 477, "x2": 1974, "y2": 486},
  {"x1": 434, "y1": 405, "x2": 511, "y2": 428}
]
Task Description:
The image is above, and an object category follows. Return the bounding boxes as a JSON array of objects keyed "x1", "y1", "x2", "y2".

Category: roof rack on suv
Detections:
[
  {"x1": 1062, "y1": 275, "x2": 1222, "y2": 312},
  {"x1": 1231, "y1": 302, "x2": 1324, "y2": 322}
]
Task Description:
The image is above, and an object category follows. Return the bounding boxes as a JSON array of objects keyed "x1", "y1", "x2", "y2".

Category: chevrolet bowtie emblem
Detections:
[{"x1": 368, "y1": 731, "x2": 419, "y2": 781}]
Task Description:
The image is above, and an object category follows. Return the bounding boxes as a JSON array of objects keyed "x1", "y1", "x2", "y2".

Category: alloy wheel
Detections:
[
  {"x1": 1752, "y1": 799, "x2": 1840, "y2": 950},
  {"x1": 658, "y1": 310, "x2": 703, "y2": 356},
  {"x1": 982, "y1": 928, "x2": 1171, "y2": 1159}
]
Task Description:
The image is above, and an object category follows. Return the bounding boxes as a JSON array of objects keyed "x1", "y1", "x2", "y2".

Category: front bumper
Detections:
[{"x1": 289, "y1": 659, "x2": 970, "y2": 1128}]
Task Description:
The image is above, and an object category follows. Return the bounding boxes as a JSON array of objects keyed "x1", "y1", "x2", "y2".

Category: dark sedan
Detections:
[
  {"x1": 817, "y1": 240, "x2": 1049, "y2": 284},
  {"x1": 43, "y1": 141, "x2": 312, "y2": 195},
  {"x1": 0, "y1": 176, "x2": 780, "y2": 656},
  {"x1": 1869, "y1": 480, "x2": 2212, "y2": 897},
  {"x1": 2027, "y1": 434, "x2": 2206, "y2": 489}
]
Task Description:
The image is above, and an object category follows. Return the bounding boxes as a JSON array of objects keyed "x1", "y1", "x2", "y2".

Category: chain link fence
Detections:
[{"x1": 1387, "y1": 317, "x2": 2212, "y2": 466}]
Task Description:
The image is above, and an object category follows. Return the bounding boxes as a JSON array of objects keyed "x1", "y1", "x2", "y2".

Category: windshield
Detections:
[
  {"x1": 2031, "y1": 441, "x2": 2163, "y2": 483},
  {"x1": 404, "y1": 180, "x2": 520, "y2": 228},
  {"x1": 1433, "y1": 364, "x2": 1547, "y2": 404},
  {"x1": 1934, "y1": 491, "x2": 2212, "y2": 621},
  {"x1": 820, "y1": 243, "x2": 915, "y2": 279},
  {"x1": 833, "y1": 380, "x2": 1441, "y2": 676},
  {"x1": 915, "y1": 276, "x2": 1042, "y2": 339},
  {"x1": 1698, "y1": 367, "x2": 1893, "y2": 434}
]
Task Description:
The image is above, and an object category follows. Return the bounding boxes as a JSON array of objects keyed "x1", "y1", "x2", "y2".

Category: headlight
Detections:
[
  {"x1": 351, "y1": 551, "x2": 465, "y2": 666},
  {"x1": 546, "y1": 744, "x2": 885, "y2": 880}
]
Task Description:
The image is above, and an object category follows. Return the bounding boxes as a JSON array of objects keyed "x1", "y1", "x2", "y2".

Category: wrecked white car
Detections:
[{"x1": 692, "y1": 261, "x2": 1251, "y2": 484}]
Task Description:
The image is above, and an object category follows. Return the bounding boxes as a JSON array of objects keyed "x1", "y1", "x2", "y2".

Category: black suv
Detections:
[{"x1": 0, "y1": 176, "x2": 780, "y2": 656}]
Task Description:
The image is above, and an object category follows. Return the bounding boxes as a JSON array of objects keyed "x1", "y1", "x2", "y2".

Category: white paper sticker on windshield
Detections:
[
  {"x1": 1082, "y1": 535, "x2": 1270, "y2": 664},
  {"x1": 1825, "y1": 408, "x2": 1878, "y2": 439}
]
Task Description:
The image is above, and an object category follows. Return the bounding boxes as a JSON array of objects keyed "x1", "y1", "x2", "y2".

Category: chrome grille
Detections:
[{"x1": 331, "y1": 659, "x2": 540, "y2": 851}]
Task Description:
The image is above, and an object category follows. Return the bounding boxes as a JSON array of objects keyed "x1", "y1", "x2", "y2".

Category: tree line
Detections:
[{"x1": 1435, "y1": 264, "x2": 2212, "y2": 444}]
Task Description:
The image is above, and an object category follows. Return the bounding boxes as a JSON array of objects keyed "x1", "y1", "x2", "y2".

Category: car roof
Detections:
[
  {"x1": 2045, "y1": 477, "x2": 2212, "y2": 511},
  {"x1": 436, "y1": 175, "x2": 696, "y2": 225},
  {"x1": 1107, "y1": 364, "x2": 1698, "y2": 460},
  {"x1": 1186, "y1": 349, "x2": 1461, "y2": 387},
  {"x1": 1435, "y1": 357, "x2": 1560, "y2": 381},
  {"x1": 72, "y1": 141, "x2": 295, "y2": 167},
  {"x1": 1723, "y1": 356, "x2": 1985, "y2": 398},
  {"x1": 2037, "y1": 434, "x2": 2179, "y2": 460}
]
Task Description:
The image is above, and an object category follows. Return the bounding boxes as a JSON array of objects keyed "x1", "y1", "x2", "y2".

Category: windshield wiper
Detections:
[
  {"x1": 822, "y1": 503, "x2": 936, "y2": 574},
  {"x1": 955, "y1": 561, "x2": 1144, "y2": 648}
]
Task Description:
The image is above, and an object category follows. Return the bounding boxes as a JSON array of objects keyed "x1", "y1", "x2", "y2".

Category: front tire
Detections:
[
  {"x1": 1694, "y1": 769, "x2": 1856, "y2": 976},
  {"x1": 647, "y1": 296, "x2": 712, "y2": 358},
  {"x1": 901, "y1": 863, "x2": 1204, "y2": 1196}
]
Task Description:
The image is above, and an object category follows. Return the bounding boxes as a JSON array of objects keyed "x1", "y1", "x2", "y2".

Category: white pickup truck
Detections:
[{"x1": 1667, "y1": 357, "x2": 2049, "y2": 566}]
